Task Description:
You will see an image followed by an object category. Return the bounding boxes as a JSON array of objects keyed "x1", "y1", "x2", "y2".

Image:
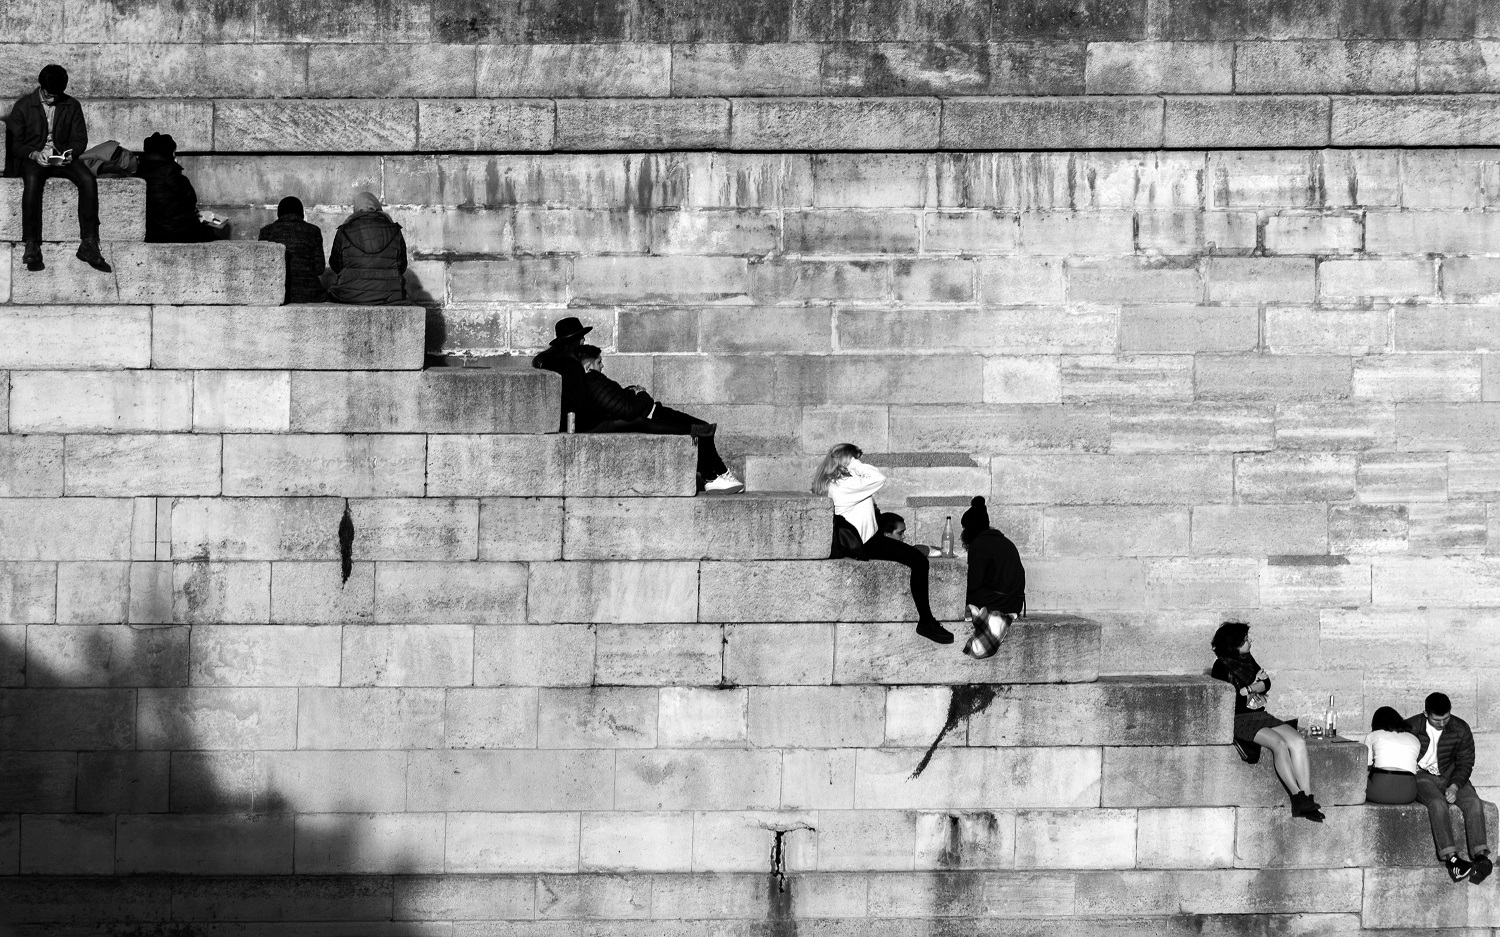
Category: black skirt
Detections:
[{"x1": 1233, "y1": 710, "x2": 1288, "y2": 743}]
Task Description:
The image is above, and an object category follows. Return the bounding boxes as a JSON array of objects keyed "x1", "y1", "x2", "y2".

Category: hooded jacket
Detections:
[
  {"x1": 964, "y1": 528, "x2": 1025, "y2": 614},
  {"x1": 137, "y1": 152, "x2": 210, "y2": 243},
  {"x1": 259, "y1": 216, "x2": 327, "y2": 304},
  {"x1": 6, "y1": 89, "x2": 87, "y2": 168},
  {"x1": 327, "y1": 208, "x2": 408, "y2": 305},
  {"x1": 1407, "y1": 712, "x2": 1476, "y2": 789}
]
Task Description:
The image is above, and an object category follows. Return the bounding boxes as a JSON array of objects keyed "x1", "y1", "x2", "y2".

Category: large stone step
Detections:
[
  {"x1": 1102, "y1": 738, "x2": 1369, "y2": 808},
  {"x1": 153, "y1": 305, "x2": 426, "y2": 370},
  {"x1": 289, "y1": 367, "x2": 556, "y2": 433},
  {"x1": 5, "y1": 241, "x2": 282, "y2": 305},
  {"x1": 562, "y1": 492, "x2": 827, "y2": 561},
  {"x1": 962, "y1": 676, "x2": 1232, "y2": 746},
  {"x1": 0, "y1": 177, "x2": 145, "y2": 242}
]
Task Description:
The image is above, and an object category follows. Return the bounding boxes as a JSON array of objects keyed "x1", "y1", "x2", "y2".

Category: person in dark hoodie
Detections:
[
  {"x1": 574, "y1": 344, "x2": 743, "y2": 493},
  {"x1": 5, "y1": 63, "x2": 111, "y2": 273},
  {"x1": 258, "y1": 196, "x2": 326, "y2": 304},
  {"x1": 136, "y1": 132, "x2": 216, "y2": 243},
  {"x1": 958, "y1": 496, "x2": 1025, "y2": 659},
  {"x1": 326, "y1": 191, "x2": 407, "y2": 305}
]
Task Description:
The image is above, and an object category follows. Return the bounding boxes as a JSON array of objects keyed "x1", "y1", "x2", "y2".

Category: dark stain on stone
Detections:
[
  {"x1": 767, "y1": 828, "x2": 797, "y2": 937},
  {"x1": 1267, "y1": 554, "x2": 1348, "y2": 566},
  {"x1": 911, "y1": 684, "x2": 997, "y2": 779},
  {"x1": 338, "y1": 501, "x2": 355, "y2": 584}
]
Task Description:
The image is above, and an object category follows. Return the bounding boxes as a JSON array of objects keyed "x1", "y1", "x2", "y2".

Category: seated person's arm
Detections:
[
  {"x1": 587, "y1": 371, "x2": 652, "y2": 420},
  {"x1": 62, "y1": 103, "x2": 86, "y2": 161},
  {"x1": 395, "y1": 231, "x2": 408, "y2": 275},
  {"x1": 328, "y1": 233, "x2": 344, "y2": 273}
]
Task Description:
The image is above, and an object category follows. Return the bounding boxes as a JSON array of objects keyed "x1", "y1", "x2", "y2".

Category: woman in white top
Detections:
[
  {"x1": 811, "y1": 443, "x2": 953, "y2": 644},
  {"x1": 1367, "y1": 705, "x2": 1421, "y2": 805}
]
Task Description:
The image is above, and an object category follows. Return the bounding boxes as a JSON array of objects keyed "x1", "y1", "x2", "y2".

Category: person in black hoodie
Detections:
[
  {"x1": 258, "y1": 196, "x2": 326, "y2": 304},
  {"x1": 136, "y1": 132, "x2": 216, "y2": 243},
  {"x1": 574, "y1": 344, "x2": 743, "y2": 493},
  {"x1": 958, "y1": 496, "x2": 1024, "y2": 659},
  {"x1": 1210, "y1": 621, "x2": 1323, "y2": 823},
  {"x1": 5, "y1": 64, "x2": 111, "y2": 272},
  {"x1": 326, "y1": 191, "x2": 407, "y2": 305}
]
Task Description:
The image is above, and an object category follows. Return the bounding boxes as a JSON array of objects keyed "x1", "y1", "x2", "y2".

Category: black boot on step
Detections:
[
  {"x1": 916, "y1": 617, "x2": 954, "y2": 645},
  {"x1": 22, "y1": 239, "x2": 43, "y2": 272},
  {"x1": 77, "y1": 236, "x2": 112, "y2": 273}
]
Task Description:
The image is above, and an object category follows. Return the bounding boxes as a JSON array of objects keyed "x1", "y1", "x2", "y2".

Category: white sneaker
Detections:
[{"x1": 704, "y1": 472, "x2": 744, "y2": 493}]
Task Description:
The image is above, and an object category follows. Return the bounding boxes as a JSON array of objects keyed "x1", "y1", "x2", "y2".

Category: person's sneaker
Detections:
[
  {"x1": 916, "y1": 618, "x2": 955, "y2": 645},
  {"x1": 1470, "y1": 853, "x2": 1493, "y2": 884},
  {"x1": 22, "y1": 240, "x2": 43, "y2": 272},
  {"x1": 704, "y1": 472, "x2": 744, "y2": 494},
  {"x1": 76, "y1": 237, "x2": 112, "y2": 273},
  {"x1": 1446, "y1": 854, "x2": 1473, "y2": 882}
]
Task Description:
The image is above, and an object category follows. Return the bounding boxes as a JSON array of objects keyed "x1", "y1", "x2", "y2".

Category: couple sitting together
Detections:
[
  {"x1": 1213, "y1": 621, "x2": 1492, "y2": 884},
  {"x1": 531, "y1": 317, "x2": 743, "y2": 493}
]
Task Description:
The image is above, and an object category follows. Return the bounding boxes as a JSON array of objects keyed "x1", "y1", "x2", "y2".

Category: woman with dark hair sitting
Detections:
[
  {"x1": 958, "y1": 496, "x2": 1025, "y2": 660},
  {"x1": 1210, "y1": 621, "x2": 1324, "y2": 822},
  {"x1": 1366, "y1": 705, "x2": 1421, "y2": 805}
]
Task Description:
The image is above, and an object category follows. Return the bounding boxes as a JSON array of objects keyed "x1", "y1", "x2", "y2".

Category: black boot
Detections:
[
  {"x1": 1470, "y1": 853, "x2": 1493, "y2": 884},
  {"x1": 76, "y1": 236, "x2": 111, "y2": 273},
  {"x1": 1291, "y1": 791, "x2": 1324, "y2": 822},
  {"x1": 22, "y1": 239, "x2": 43, "y2": 272},
  {"x1": 916, "y1": 617, "x2": 954, "y2": 645}
]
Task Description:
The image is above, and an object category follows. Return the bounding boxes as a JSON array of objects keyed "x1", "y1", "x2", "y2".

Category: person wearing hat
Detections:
[
  {"x1": 532, "y1": 316, "x2": 597, "y2": 433},
  {"x1": 571, "y1": 343, "x2": 744, "y2": 493},
  {"x1": 5, "y1": 63, "x2": 111, "y2": 273},
  {"x1": 326, "y1": 191, "x2": 408, "y2": 304},
  {"x1": 959, "y1": 496, "x2": 1025, "y2": 660},
  {"x1": 258, "y1": 196, "x2": 326, "y2": 303},
  {"x1": 137, "y1": 131, "x2": 215, "y2": 243}
]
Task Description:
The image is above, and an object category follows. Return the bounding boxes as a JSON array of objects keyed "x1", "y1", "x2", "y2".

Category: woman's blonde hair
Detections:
[{"x1": 810, "y1": 443, "x2": 861, "y2": 495}]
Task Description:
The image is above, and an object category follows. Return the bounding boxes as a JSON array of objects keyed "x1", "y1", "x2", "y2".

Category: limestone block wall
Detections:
[
  {"x1": 5, "y1": 0, "x2": 1500, "y2": 151},
  {"x1": 172, "y1": 148, "x2": 1500, "y2": 806}
]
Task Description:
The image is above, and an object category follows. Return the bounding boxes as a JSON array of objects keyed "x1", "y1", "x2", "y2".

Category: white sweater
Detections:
[
  {"x1": 827, "y1": 459, "x2": 886, "y2": 544},
  {"x1": 1367, "y1": 729, "x2": 1421, "y2": 773}
]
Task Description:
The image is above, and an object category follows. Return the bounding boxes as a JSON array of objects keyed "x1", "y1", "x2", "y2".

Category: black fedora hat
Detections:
[{"x1": 550, "y1": 316, "x2": 593, "y2": 346}]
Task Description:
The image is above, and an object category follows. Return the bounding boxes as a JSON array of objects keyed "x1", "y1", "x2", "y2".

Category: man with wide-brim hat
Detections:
[{"x1": 532, "y1": 316, "x2": 596, "y2": 432}]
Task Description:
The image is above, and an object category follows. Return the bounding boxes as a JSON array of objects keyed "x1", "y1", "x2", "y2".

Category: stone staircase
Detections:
[{"x1": 0, "y1": 178, "x2": 1494, "y2": 935}]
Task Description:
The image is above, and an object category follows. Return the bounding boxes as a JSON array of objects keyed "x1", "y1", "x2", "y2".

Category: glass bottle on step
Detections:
[
  {"x1": 1325, "y1": 693, "x2": 1336, "y2": 737},
  {"x1": 940, "y1": 516, "x2": 954, "y2": 557}
]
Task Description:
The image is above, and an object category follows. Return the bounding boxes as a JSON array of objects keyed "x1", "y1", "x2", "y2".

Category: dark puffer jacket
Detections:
[
  {"x1": 1408, "y1": 713, "x2": 1477, "y2": 789},
  {"x1": 581, "y1": 370, "x2": 652, "y2": 431},
  {"x1": 965, "y1": 529, "x2": 1026, "y2": 614},
  {"x1": 136, "y1": 153, "x2": 213, "y2": 243},
  {"x1": 258, "y1": 217, "x2": 327, "y2": 304},
  {"x1": 327, "y1": 211, "x2": 407, "y2": 305}
]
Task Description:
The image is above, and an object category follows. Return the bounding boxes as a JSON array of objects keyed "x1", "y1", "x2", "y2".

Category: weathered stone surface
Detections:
[
  {"x1": 63, "y1": 434, "x2": 221, "y2": 496},
  {"x1": 698, "y1": 558, "x2": 964, "y2": 623},
  {"x1": 942, "y1": 96, "x2": 1163, "y2": 149},
  {"x1": 565, "y1": 493, "x2": 827, "y2": 560},
  {"x1": 1102, "y1": 740, "x2": 1368, "y2": 807},
  {"x1": 289, "y1": 368, "x2": 555, "y2": 433},
  {"x1": 529, "y1": 560, "x2": 699, "y2": 623},
  {"x1": 961, "y1": 677, "x2": 1231, "y2": 746},
  {"x1": 416, "y1": 99, "x2": 556, "y2": 150},
  {"x1": 0, "y1": 306, "x2": 150, "y2": 369},
  {"x1": 1164, "y1": 96, "x2": 1332, "y2": 148},
  {"x1": 223, "y1": 434, "x2": 427, "y2": 497},
  {"x1": 0, "y1": 498, "x2": 134, "y2": 561},
  {"x1": 9, "y1": 370, "x2": 192, "y2": 432},
  {"x1": 856, "y1": 747, "x2": 1101, "y2": 809},
  {"x1": 153, "y1": 305, "x2": 424, "y2": 370},
  {"x1": 171, "y1": 498, "x2": 343, "y2": 561},
  {"x1": 0, "y1": 177, "x2": 144, "y2": 242},
  {"x1": 558, "y1": 99, "x2": 730, "y2": 149},
  {"x1": 1333, "y1": 95, "x2": 1500, "y2": 146},
  {"x1": 215, "y1": 99, "x2": 418, "y2": 151},
  {"x1": 833, "y1": 614, "x2": 1099, "y2": 684},
  {"x1": 309, "y1": 43, "x2": 477, "y2": 97},
  {"x1": 733, "y1": 98, "x2": 941, "y2": 149}
]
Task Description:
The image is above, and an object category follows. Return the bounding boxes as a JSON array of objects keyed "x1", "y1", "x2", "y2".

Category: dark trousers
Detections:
[
  {"x1": 595, "y1": 403, "x2": 728, "y2": 481},
  {"x1": 861, "y1": 533, "x2": 937, "y2": 623},
  {"x1": 20, "y1": 159, "x2": 100, "y2": 241},
  {"x1": 1415, "y1": 771, "x2": 1490, "y2": 859}
]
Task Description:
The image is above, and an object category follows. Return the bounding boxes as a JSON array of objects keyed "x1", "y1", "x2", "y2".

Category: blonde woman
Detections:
[{"x1": 811, "y1": 443, "x2": 953, "y2": 644}]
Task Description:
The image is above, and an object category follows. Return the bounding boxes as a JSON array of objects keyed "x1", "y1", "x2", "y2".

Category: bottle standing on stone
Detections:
[
  {"x1": 812, "y1": 443, "x2": 953, "y2": 645},
  {"x1": 957, "y1": 496, "x2": 1026, "y2": 660},
  {"x1": 1210, "y1": 621, "x2": 1324, "y2": 823},
  {"x1": 940, "y1": 517, "x2": 954, "y2": 557},
  {"x1": 5, "y1": 63, "x2": 111, "y2": 273}
]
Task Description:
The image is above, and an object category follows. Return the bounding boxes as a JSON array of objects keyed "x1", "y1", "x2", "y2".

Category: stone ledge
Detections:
[
  {"x1": 4, "y1": 242, "x2": 283, "y2": 306},
  {"x1": 152, "y1": 305, "x2": 427, "y2": 370},
  {"x1": 42, "y1": 95, "x2": 1500, "y2": 153},
  {"x1": 0, "y1": 178, "x2": 145, "y2": 242},
  {"x1": 1102, "y1": 739, "x2": 1369, "y2": 808}
]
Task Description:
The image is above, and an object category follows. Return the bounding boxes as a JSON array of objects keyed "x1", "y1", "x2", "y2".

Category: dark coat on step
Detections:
[
  {"x1": 6, "y1": 89, "x2": 87, "y2": 169},
  {"x1": 531, "y1": 344, "x2": 592, "y2": 433},
  {"x1": 258, "y1": 217, "x2": 327, "y2": 304},
  {"x1": 327, "y1": 210, "x2": 408, "y2": 305},
  {"x1": 137, "y1": 152, "x2": 214, "y2": 243},
  {"x1": 964, "y1": 528, "x2": 1025, "y2": 614},
  {"x1": 1407, "y1": 712, "x2": 1477, "y2": 789},
  {"x1": 581, "y1": 370, "x2": 653, "y2": 430}
]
